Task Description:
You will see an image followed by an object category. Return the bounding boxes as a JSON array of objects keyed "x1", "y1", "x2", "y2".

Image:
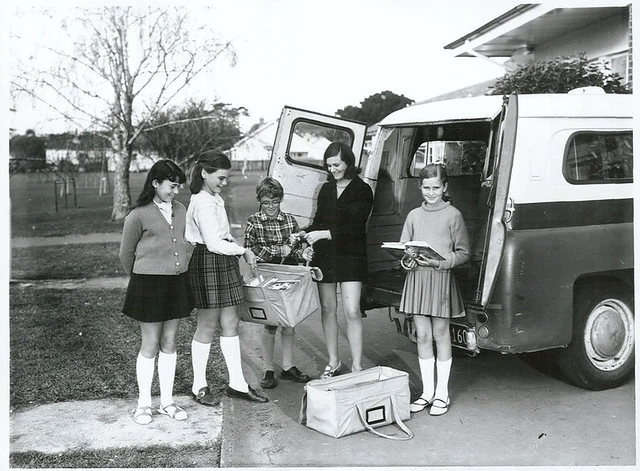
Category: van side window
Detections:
[
  {"x1": 564, "y1": 132, "x2": 633, "y2": 183},
  {"x1": 287, "y1": 120, "x2": 354, "y2": 169}
]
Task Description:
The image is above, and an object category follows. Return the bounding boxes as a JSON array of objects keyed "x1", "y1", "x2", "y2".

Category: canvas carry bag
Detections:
[
  {"x1": 299, "y1": 366, "x2": 413, "y2": 440},
  {"x1": 239, "y1": 263, "x2": 321, "y2": 327}
]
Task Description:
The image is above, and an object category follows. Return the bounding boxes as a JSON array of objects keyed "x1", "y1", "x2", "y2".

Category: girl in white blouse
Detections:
[{"x1": 186, "y1": 151, "x2": 268, "y2": 404}]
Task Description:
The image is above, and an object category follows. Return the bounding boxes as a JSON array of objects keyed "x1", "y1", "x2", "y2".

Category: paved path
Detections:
[{"x1": 11, "y1": 232, "x2": 122, "y2": 248}]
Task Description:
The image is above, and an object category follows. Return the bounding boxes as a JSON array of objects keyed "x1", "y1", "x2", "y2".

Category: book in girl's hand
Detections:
[{"x1": 381, "y1": 241, "x2": 445, "y2": 261}]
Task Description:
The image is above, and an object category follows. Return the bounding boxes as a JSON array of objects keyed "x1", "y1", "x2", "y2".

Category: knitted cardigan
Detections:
[{"x1": 119, "y1": 201, "x2": 189, "y2": 275}]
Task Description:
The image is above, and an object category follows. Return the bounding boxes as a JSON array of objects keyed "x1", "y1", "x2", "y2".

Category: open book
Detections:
[{"x1": 381, "y1": 241, "x2": 445, "y2": 261}]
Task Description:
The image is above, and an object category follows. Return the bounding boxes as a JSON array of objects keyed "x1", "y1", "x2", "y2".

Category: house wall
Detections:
[
  {"x1": 228, "y1": 122, "x2": 276, "y2": 171},
  {"x1": 534, "y1": 10, "x2": 629, "y2": 61}
]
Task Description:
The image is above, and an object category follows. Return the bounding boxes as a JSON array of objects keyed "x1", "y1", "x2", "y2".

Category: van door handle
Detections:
[{"x1": 504, "y1": 198, "x2": 515, "y2": 223}]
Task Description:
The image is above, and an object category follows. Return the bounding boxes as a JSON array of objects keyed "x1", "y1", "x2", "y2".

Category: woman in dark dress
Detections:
[{"x1": 301, "y1": 142, "x2": 374, "y2": 378}]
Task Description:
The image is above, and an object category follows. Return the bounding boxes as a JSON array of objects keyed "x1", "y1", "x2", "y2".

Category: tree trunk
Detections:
[{"x1": 110, "y1": 128, "x2": 132, "y2": 221}]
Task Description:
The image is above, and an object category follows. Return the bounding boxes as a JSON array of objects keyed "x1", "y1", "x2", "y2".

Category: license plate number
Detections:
[{"x1": 450, "y1": 323, "x2": 468, "y2": 349}]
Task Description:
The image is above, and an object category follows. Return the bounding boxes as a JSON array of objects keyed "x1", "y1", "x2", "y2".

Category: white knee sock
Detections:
[
  {"x1": 435, "y1": 358, "x2": 452, "y2": 400},
  {"x1": 261, "y1": 327, "x2": 277, "y2": 372},
  {"x1": 220, "y1": 335, "x2": 249, "y2": 392},
  {"x1": 191, "y1": 339, "x2": 211, "y2": 394},
  {"x1": 281, "y1": 327, "x2": 295, "y2": 371},
  {"x1": 136, "y1": 353, "x2": 155, "y2": 408},
  {"x1": 418, "y1": 356, "x2": 435, "y2": 400},
  {"x1": 158, "y1": 351, "x2": 177, "y2": 408}
]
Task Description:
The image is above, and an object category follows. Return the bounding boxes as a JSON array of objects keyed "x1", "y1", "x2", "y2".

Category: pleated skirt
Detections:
[
  {"x1": 188, "y1": 244, "x2": 245, "y2": 309},
  {"x1": 122, "y1": 272, "x2": 195, "y2": 323},
  {"x1": 399, "y1": 268, "x2": 465, "y2": 318}
]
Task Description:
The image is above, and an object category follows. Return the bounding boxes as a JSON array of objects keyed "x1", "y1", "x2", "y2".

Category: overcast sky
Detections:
[{"x1": 6, "y1": 0, "x2": 522, "y2": 134}]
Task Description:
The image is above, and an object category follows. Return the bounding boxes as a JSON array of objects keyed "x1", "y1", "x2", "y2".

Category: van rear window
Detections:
[
  {"x1": 286, "y1": 119, "x2": 354, "y2": 169},
  {"x1": 564, "y1": 132, "x2": 633, "y2": 183}
]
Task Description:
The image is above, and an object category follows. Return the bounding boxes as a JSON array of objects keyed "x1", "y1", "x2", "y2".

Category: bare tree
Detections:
[{"x1": 10, "y1": 6, "x2": 236, "y2": 220}]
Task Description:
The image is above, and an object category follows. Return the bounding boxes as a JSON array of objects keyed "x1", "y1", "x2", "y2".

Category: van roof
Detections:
[{"x1": 379, "y1": 93, "x2": 632, "y2": 127}]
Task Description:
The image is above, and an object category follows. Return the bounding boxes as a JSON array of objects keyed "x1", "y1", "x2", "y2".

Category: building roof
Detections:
[{"x1": 444, "y1": 4, "x2": 630, "y2": 58}]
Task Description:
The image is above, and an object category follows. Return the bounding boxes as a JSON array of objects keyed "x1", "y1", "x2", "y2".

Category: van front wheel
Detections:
[{"x1": 556, "y1": 286, "x2": 634, "y2": 390}]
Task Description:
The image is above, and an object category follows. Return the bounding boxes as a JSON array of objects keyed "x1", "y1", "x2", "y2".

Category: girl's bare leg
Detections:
[
  {"x1": 340, "y1": 281, "x2": 364, "y2": 371},
  {"x1": 318, "y1": 282, "x2": 340, "y2": 368}
]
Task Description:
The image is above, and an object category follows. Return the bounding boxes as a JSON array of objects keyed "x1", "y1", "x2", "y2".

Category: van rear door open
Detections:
[{"x1": 268, "y1": 106, "x2": 367, "y2": 228}]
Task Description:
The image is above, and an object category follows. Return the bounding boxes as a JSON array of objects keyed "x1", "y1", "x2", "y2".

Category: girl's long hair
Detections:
[
  {"x1": 323, "y1": 141, "x2": 362, "y2": 180},
  {"x1": 132, "y1": 160, "x2": 186, "y2": 209},
  {"x1": 190, "y1": 150, "x2": 232, "y2": 194},
  {"x1": 418, "y1": 163, "x2": 452, "y2": 202}
]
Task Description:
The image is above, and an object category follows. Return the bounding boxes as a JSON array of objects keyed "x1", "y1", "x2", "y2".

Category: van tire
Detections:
[{"x1": 556, "y1": 285, "x2": 634, "y2": 390}]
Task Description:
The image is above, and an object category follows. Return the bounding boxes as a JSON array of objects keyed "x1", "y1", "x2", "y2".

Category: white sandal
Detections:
[
  {"x1": 429, "y1": 398, "x2": 450, "y2": 416},
  {"x1": 410, "y1": 396, "x2": 434, "y2": 413},
  {"x1": 158, "y1": 403, "x2": 188, "y2": 421},
  {"x1": 133, "y1": 406, "x2": 153, "y2": 425}
]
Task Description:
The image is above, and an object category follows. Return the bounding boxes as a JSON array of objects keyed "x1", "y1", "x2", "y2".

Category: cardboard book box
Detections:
[{"x1": 239, "y1": 263, "x2": 320, "y2": 327}]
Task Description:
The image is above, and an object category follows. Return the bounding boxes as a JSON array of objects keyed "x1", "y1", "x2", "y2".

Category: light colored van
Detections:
[{"x1": 268, "y1": 89, "x2": 634, "y2": 390}]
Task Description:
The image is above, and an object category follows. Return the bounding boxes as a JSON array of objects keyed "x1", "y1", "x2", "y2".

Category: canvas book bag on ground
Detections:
[{"x1": 299, "y1": 366, "x2": 413, "y2": 440}]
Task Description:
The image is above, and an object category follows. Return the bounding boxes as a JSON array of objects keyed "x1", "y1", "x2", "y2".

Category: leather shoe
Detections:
[
  {"x1": 191, "y1": 386, "x2": 219, "y2": 406},
  {"x1": 225, "y1": 385, "x2": 269, "y2": 403},
  {"x1": 280, "y1": 366, "x2": 311, "y2": 383},
  {"x1": 260, "y1": 370, "x2": 277, "y2": 389}
]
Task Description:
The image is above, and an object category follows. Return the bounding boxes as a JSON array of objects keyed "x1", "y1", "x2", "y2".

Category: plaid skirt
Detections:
[
  {"x1": 122, "y1": 272, "x2": 195, "y2": 323},
  {"x1": 399, "y1": 267, "x2": 465, "y2": 318},
  {"x1": 188, "y1": 244, "x2": 245, "y2": 309}
]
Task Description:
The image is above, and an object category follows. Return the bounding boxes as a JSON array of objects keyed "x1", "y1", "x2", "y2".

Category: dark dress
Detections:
[{"x1": 305, "y1": 176, "x2": 374, "y2": 283}]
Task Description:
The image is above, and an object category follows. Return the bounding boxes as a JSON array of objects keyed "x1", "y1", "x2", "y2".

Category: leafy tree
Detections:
[
  {"x1": 140, "y1": 100, "x2": 247, "y2": 167},
  {"x1": 10, "y1": 6, "x2": 236, "y2": 220},
  {"x1": 336, "y1": 90, "x2": 414, "y2": 126},
  {"x1": 489, "y1": 54, "x2": 630, "y2": 95}
]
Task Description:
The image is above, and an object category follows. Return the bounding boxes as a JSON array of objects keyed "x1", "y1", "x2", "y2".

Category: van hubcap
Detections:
[{"x1": 585, "y1": 299, "x2": 634, "y2": 371}]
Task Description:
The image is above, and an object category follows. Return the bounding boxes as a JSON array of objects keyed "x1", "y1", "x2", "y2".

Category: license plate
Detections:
[{"x1": 450, "y1": 323, "x2": 470, "y2": 349}]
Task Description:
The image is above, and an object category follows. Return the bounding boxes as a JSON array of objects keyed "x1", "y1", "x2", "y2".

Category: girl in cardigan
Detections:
[
  {"x1": 186, "y1": 150, "x2": 268, "y2": 405},
  {"x1": 399, "y1": 163, "x2": 470, "y2": 416},
  {"x1": 120, "y1": 160, "x2": 194, "y2": 425}
]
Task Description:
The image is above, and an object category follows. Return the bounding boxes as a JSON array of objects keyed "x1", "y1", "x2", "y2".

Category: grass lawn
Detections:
[
  {"x1": 10, "y1": 286, "x2": 228, "y2": 409},
  {"x1": 9, "y1": 443, "x2": 221, "y2": 469},
  {"x1": 11, "y1": 242, "x2": 124, "y2": 279}
]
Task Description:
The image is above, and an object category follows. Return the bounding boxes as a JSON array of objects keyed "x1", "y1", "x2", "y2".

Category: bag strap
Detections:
[{"x1": 356, "y1": 395, "x2": 413, "y2": 441}]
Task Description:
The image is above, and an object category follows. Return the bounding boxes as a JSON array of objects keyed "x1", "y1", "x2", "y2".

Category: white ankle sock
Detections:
[
  {"x1": 158, "y1": 351, "x2": 177, "y2": 408},
  {"x1": 220, "y1": 335, "x2": 249, "y2": 392},
  {"x1": 136, "y1": 353, "x2": 155, "y2": 408},
  {"x1": 191, "y1": 339, "x2": 211, "y2": 394},
  {"x1": 261, "y1": 326, "x2": 276, "y2": 372},
  {"x1": 281, "y1": 327, "x2": 295, "y2": 371},
  {"x1": 418, "y1": 356, "x2": 435, "y2": 400},
  {"x1": 435, "y1": 357, "x2": 452, "y2": 400}
]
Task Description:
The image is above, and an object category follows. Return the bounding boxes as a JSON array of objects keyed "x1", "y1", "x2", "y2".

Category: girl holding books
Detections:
[{"x1": 399, "y1": 163, "x2": 470, "y2": 416}]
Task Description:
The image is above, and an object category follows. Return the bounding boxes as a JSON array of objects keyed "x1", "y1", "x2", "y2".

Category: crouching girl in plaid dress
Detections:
[{"x1": 186, "y1": 151, "x2": 268, "y2": 404}]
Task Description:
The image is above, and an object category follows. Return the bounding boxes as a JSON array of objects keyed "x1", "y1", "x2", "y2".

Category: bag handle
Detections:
[
  {"x1": 356, "y1": 395, "x2": 413, "y2": 441},
  {"x1": 298, "y1": 391, "x2": 307, "y2": 425}
]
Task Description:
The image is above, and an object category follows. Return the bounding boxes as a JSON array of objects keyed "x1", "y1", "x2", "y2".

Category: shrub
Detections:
[{"x1": 489, "y1": 54, "x2": 630, "y2": 95}]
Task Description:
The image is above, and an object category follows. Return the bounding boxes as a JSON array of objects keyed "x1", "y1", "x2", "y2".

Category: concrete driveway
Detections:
[{"x1": 222, "y1": 305, "x2": 635, "y2": 467}]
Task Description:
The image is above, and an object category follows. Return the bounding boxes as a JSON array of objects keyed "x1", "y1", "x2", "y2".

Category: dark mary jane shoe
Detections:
[{"x1": 225, "y1": 385, "x2": 269, "y2": 403}]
